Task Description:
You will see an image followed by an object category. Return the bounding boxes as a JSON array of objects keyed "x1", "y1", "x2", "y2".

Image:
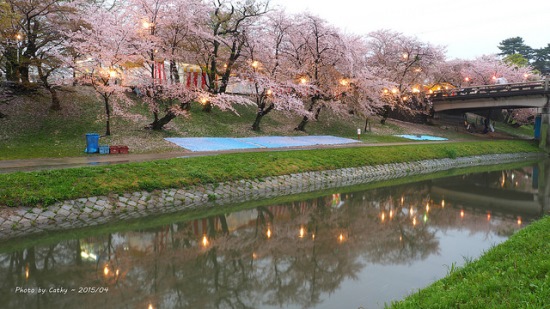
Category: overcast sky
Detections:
[{"x1": 269, "y1": 0, "x2": 550, "y2": 60}]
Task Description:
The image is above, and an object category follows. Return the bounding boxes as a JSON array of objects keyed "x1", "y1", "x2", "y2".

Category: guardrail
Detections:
[{"x1": 429, "y1": 80, "x2": 550, "y2": 101}]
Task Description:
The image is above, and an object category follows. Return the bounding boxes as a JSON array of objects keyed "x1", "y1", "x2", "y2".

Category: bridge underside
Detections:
[{"x1": 433, "y1": 95, "x2": 548, "y2": 112}]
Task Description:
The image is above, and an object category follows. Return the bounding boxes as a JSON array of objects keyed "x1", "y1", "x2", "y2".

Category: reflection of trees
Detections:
[{"x1": 0, "y1": 168, "x2": 535, "y2": 309}]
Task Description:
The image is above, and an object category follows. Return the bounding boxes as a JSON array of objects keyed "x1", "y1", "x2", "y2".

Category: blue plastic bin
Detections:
[{"x1": 85, "y1": 133, "x2": 100, "y2": 153}]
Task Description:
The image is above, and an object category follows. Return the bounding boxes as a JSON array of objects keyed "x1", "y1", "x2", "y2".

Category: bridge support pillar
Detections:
[{"x1": 539, "y1": 98, "x2": 550, "y2": 152}]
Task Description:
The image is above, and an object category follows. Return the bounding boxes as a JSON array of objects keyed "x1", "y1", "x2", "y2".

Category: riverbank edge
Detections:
[
  {"x1": 388, "y1": 215, "x2": 550, "y2": 308},
  {"x1": 0, "y1": 151, "x2": 543, "y2": 241}
]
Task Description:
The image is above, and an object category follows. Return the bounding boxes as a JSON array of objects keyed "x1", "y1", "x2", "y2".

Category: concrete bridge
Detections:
[{"x1": 429, "y1": 80, "x2": 550, "y2": 151}]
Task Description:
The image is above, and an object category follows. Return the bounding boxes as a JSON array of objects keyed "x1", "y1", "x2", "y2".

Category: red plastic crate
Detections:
[{"x1": 110, "y1": 145, "x2": 129, "y2": 154}]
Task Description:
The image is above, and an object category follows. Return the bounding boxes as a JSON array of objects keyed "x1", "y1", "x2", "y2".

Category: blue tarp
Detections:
[
  {"x1": 165, "y1": 136, "x2": 359, "y2": 152},
  {"x1": 395, "y1": 134, "x2": 448, "y2": 141}
]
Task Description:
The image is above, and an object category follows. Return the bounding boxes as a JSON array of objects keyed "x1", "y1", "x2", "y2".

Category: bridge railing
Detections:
[{"x1": 429, "y1": 80, "x2": 549, "y2": 101}]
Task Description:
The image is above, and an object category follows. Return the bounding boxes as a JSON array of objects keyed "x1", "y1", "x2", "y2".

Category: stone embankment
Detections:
[{"x1": 0, "y1": 153, "x2": 542, "y2": 241}]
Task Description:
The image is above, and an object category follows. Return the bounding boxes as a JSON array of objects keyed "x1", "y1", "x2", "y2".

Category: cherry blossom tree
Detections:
[
  {"x1": 68, "y1": 2, "x2": 137, "y2": 136},
  {"x1": 365, "y1": 29, "x2": 446, "y2": 123},
  {"x1": 194, "y1": 0, "x2": 269, "y2": 112},
  {"x1": 125, "y1": 0, "x2": 207, "y2": 130},
  {"x1": 459, "y1": 54, "x2": 537, "y2": 85},
  {"x1": 238, "y1": 11, "x2": 311, "y2": 131},
  {"x1": 274, "y1": 13, "x2": 352, "y2": 132}
]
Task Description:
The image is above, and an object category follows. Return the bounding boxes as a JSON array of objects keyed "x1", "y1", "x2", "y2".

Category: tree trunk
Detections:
[
  {"x1": 251, "y1": 104, "x2": 274, "y2": 131},
  {"x1": 103, "y1": 95, "x2": 111, "y2": 136},
  {"x1": 4, "y1": 47, "x2": 19, "y2": 82},
  {"x1": 48, "y1": 87, "x2": 61, "y2": 111},
  {"x1": 380, "y1": 106, "x2": 390, "y2": 124},
  {"x1": 295, "y1": 97, "x2": 319, "y2": 132},
  {"x1": 150, "y1": 111, "x2": 177, "y2": 130},
  {"x1": 170, "y1": 60, "x2": 180, "y2": 83},
  {"x1": 252, "y1": 112, "x2": 264, "y2": 131}
]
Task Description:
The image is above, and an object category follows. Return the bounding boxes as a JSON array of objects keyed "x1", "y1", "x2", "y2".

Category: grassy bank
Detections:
[
  {"x1": 389, "y1": 216, "x2": 550, "y2": 308},
  {"x1": 0, "y1": 140, "x2": 541, "y2": 207},
  {"x1": 1, "y1": 86, "x2": 504, "y2": 160}
]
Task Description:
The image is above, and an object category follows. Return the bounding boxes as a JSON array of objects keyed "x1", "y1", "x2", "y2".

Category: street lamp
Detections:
[{"x1": 15, "y1": 33, "x2": 22, "y2": 63}]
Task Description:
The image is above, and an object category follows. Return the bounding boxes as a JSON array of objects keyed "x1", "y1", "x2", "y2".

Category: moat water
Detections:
[{"x1": 1, "y1": 160, "x2": 548, "y2": 309}]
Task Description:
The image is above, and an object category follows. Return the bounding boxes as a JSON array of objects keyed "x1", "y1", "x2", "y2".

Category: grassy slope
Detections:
[
  {"x1": 389, "y1": 216, "x2": 550, "y2": 309},
  {"x1": 0, "y1": 86, "x2": 505, "y2": 160}
]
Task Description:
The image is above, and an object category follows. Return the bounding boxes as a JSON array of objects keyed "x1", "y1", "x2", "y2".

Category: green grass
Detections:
[
  {"x1": 3, "y1": 85, "x2": 525, "y2": 160},
  {"x1": 389, "y1": 215, "x2": 550, "y2": 309},
  {"x1": 0, "y1": 140, "x2": 541, "y2": 207}
]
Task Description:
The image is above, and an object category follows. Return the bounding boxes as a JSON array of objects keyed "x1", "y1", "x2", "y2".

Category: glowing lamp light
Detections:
[
  {"x1": 340, "y1": 79, "x2": 349, "y2": 86},
  {"x1": 402, "y1": 53, "x2": 409, "y2": 59},
  {"x1": 142, "y1": 21, "x2": 152, "y2": 29},
  {"x1": 402, "y1": 96, "x2": 408, "y2": 101},
  {"x1": 487, "y1": 213, "x2": 491, "y2": 221},
  {"x1": 148, "y1": 304, "x2": 154, "y2": 309},
  {"x1": 492, "y1": 76, "x2": 497, "y2": 80},
  {"x1": 391, "y1": 88, "x2": 398, "y2": 94},
  {"x1": 300, "y1": 77, "x2": 307, "y2": 84},
  {"x1": 517, "y1": 217, "x2": 522, "y2": 225},
  {"x1": 412, "y1": 217, "x2": 417, "y2": 226},
  {"x1": 104, "y1": 265, "x2": 109, "y2": 276},
  {"x1": 266, "y1": 89, "x2": 273, "y2": 96},
  {"x1": 338, "y1": 233, "x2": 345, "y2": 242},
  {"x1": 299, "y1": 227, "x2": 306, "y2": 238},
  {"x1": 412, "y1": 87, "x2": 420, "y2": 93},
  {"x1": 426, "y1": 203, "x2": 430, "y2": 212},
  {"x1": 381, "y1": 212, "x2": 386, "y2": 222},
  {"x1": 251, "y1": 60, "x2": 259, "y2": 68},
  {"x1": 441, "y1": 200, "x2": 445, "y2": 208},
  {"x1": 25, "y1": 265, "x2": 29, "y2": 280},
  {"x1": 202, "y1": 235, "x2": 209, "y2": 247},
  {"x1": 199, "y1": 97, "x2": 208, "y2": 105},
  {"x1": 109, "y1": 70, "x2": 117, "y2": 78},
  {"x1": 460, "y1": 210, "x2": 465, "y2": 218},
  {"x1": 15, "y1": 34, "x2": 22, "y2": 40},
  {"x1": 464, "y1": 77, "x2": 470, "y2": 82},
  {"x1": 389, "y1": 210, "x2": 394, "y2": 219},
  {"x1": 523, "y1": 73, "x2": 529, "y2": 79},
  {"x1": 252, "y1": 252, "x2": 258, "y2": 259},
  {"x1": 266, "y1": 228, "x2": 272, "y2": 239},
  {"x1": 312, "y1": 233, "x2": 315, "y2": 240},
  {"x1": 116, "y1": 269, "x2": 120, "y2": 277}
]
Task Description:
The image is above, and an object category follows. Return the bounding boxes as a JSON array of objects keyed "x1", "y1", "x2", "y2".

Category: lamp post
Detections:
[{"x1": 15, "y1": 33, "x2": 22, "y2": 63}]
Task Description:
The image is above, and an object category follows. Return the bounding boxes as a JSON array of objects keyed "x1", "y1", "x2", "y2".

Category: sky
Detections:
[{"x1": 269, "y1": 0, "x2": 550, "y2": 60}]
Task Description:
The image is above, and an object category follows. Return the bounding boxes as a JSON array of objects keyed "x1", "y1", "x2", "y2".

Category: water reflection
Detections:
[{"x1": 0, "y1": 162, "x2": 548, "y2": 309}]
